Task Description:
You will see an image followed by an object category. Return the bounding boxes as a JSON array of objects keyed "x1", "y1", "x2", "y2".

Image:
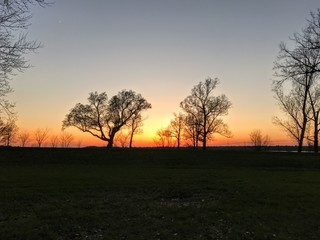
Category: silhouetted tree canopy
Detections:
[
  {"x1": 249, "y1": 129, "x2": 270, "y2": 151},
  {"x1": 180, "y1": 77, "x2": 232, "y2": 149},
  {"x1": 62, "y1": 90, "x2": 151, "y2": 148}
]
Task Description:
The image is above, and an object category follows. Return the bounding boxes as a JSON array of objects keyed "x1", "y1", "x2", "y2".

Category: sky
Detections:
[{"x1": 8, "y1": 0, "x2": 320, "y2": 147}]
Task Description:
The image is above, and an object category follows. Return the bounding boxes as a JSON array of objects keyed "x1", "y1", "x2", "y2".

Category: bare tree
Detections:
[
  {"x1": 34, "y1": 127, "x2": 49, "y2": 147},
  {"x1": 273, "y1": 84, "x2": 312, "y2": 149},
  {"x1": 50, "y1": 135, "x2": 59, "y2": 148},
  {"x1": 114, "y1": 130, "x2": 129, "y2": 148},
  {"x1": 0, "y1": 0, "x2": 49, "y2": 114},
  {"x1": 63, "y1": 90, "x2": 151, "y2": 148},
  {"x1": 18, "y1": 130, "x2": 31, "y2": 147},
  {"x1": 170, "y1": 112, "x2": 184, "y2": 148},
  {"x1": 0, "y1": 116, "x2": 18, "y2": 146},
  {"x1": 128, "y1": 114, "x2": 144, "y2": 148},
  {"x1": 180, "y1": 77, "x2": 232, "y2": 150},
  {"x1": 60, "y1": 131, "x2": 73, "y2": 148},
  {"x1": 306, "y1": 82, "x2": 320, "y2": 152},
  {"x1": 76, "y1": 139, "x2": 82, "y2": 148},
  {"x1": 249, "y1": 129, "x2": 270, "y2": 151},
  {"x1": 183, "y1": 113, "x2": 201, "y2": 148},
  {"x1": 154, "y1": 127, "x2": 174, "y2": 148},
  {"x1": 273, "y1": 9, "x2": 320, "y2": 152},
  {"x1": 0, "y1": 0, "x2": 48, "y2": 79}
]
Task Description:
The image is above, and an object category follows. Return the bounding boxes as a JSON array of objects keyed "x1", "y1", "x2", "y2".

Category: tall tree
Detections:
[
  {"x1": 63, "y1": 90, "x2": 151, "y2": 148},
  {"x1": 306, "y1": 80, "x2": 320, "y2": 152},
  {"x1": 180, "y1": 77, "x2": 232, "y2": 150},
  {"x1": 0, "y1": 0, "x2": 48, "y2": 113},
  {"x1": 273, "y1": 9, "x2": 320, "y2": 152},
  {"x1": 273, "y1": 84, "x2": 312, "y2": 150}
]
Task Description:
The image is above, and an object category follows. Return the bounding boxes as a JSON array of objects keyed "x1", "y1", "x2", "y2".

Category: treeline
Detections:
[{"x1": 0, "y1": 127, "x2": 78, "y2": 148}]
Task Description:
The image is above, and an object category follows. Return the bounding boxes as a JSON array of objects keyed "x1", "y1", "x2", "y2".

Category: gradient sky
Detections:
[{"x1": 9, "y1": 0, "x2": 320, "y2": 146}]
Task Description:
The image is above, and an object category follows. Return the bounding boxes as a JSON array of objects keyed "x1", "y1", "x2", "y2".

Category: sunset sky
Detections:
[{"x1": 9, "y1": 0, "x2": 320, "y2": 147}]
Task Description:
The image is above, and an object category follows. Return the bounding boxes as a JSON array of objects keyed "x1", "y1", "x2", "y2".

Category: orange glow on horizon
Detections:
[
  {"x1": 16, "y1": 114, "x2": 294, "y2": 148},
  {"x1": 16, "y1": 128, "x2": 294, "y2": 148}
]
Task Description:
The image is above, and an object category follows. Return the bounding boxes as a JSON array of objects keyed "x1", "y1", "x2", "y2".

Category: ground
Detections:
[{"x1": 0, "y1": 147, "x2": 320, "y2": 239}]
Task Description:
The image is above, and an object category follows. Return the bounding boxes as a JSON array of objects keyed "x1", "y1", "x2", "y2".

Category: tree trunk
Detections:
[
  {"x1": 129, "y1": 132, "x2": 133, "y2": 148},
  {"x1": 202, "y1": 132, "x2": 207, "y2": 150},
  {"x1": 314, "y1": 113, "x2": 319, "y2": 153},
  {"x1": 298, "y1": 126, "x2": 306, "y2": 153},
  {"x1": 107, "y1": 129, "x2": 118, "y2": 148},
  {"x1": 107, "y1": 140, "x2": 113, "y2": 148},
  {"x1": 314, "y1": 132, "x2": 319, "y2": 153},
  {"x1": 298, "y1": 83, "x2": 310, "y2": 153}
]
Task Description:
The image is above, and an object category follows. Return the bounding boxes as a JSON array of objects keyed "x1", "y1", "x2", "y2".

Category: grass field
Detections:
[{"x1": 1, "y1": 147, "x2": 320, "y2": 240}]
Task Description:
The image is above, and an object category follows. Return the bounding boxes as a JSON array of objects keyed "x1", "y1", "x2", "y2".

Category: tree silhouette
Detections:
[
  {"x1": 18, "y1": 130, "x2": 31, "y2": 147},
  {"x1": 33, "y1": 127, "x2": 49, "y2": 147},
  {"x1": 154, "y1": 127, "x2": 174, "y2": 147},
  {"x1": 60, "y1": 131, "x2": 74, "y2": 148},
  {"x1": 50, "y1": 135, "x2": 59, "y2": 148},
  {"x1": 128, "y1": 114, "x2": 144, "y2": 148},
  {"x1": 0, "y1": 116, "x2": 18, "y2": 146},
  {"x1": 273, "y1": 9, "x2": 320, "y2": 152},
  {"x1": 273, "y1": 85, "x2": 311, "y2": 149},
  {"x1": 63, "y1": 90, "x2": 151, "y2": 148},
  {"x1": 180, "y1": 77, "x2": 232, "y2": 149},
  {"x1": 249, "y1": 129, "x2": 270, "y2": 151},
  {"x1": 0, "y1": 0, "x2": 48, "y2": 115},
  {"x1": 114, "y1": 131, "x2": 129, "y2": 148},
  {"x1": 170, "y1": 112, "x2": 184, "y2": 148}
]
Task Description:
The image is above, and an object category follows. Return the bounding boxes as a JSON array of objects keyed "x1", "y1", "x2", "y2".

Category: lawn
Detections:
[{"x1": 0, "y1": 147, "x2": 320, "y2": 240}]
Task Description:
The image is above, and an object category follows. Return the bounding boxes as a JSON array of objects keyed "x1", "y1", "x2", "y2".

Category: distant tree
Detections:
[
  {"x1": 60, "y1": 131, "x2": 73, "y2": 148},
  {"x1": 249, "y1": 129, "x2": 270, "y2": 151},
  {"x1": 63, "y1": 90, "x2": 151, "y2": 148},
  {"x1": 154, "y1": 127, "x2": 174, "y2": 147},
  {"x1": 34, "y1": 127, "x2": 49, "y2": 147},
  {"x1": 128, "y1": 114, "x2": 144, "y2": 148},
  {"x1": 0, "y1": 117, "x2": 18, "y2": 146},
  {"x1": 180, "y1": 77, "x2": 232, "y2": 149},
  {"x1": 18, "y1": 130, "x2": 31, "y2": 147},
  {"x1": 50, "y1": 135, "x2": 59, "y2": 148},
  {"x1": 170, "y1": 112, "x2": 184, "y2": 148},
  {"x1": 75, "y1": 139, "x2": 82, "y2": 148},
  {"x1": 114, "y1": 131, "x2": 129, "y2": 148}
]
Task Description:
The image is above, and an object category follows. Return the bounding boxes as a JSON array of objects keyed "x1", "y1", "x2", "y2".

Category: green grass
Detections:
[{"x1": 1, "y1": 148, "x2": 320, "y2": 239}]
